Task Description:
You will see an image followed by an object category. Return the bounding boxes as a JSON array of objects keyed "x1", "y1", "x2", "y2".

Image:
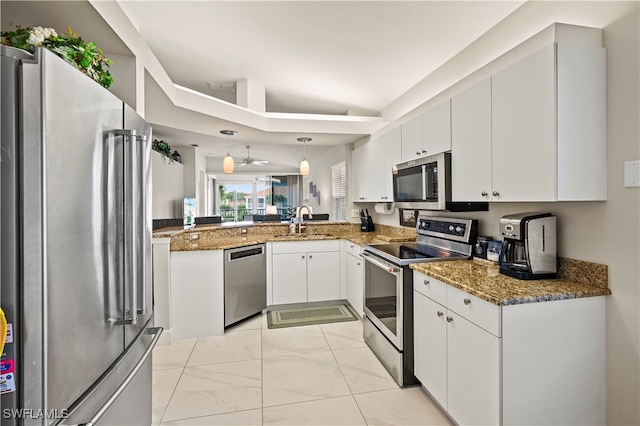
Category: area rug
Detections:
[{"x1": 267, "y1": 303, "x2": 358, "y2": 329}]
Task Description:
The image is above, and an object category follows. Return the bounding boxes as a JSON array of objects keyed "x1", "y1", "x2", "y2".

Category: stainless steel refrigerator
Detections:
[{"x1": 1, "y1": 45, "x2": 161, "y2": 425}]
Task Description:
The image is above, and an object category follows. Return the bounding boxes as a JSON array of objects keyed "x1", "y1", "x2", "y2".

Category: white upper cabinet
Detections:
[
  {"x1": 451, "y1": 78, "x2": 492, "y2": 202},
  {"x1": 353, "y1": 127, "x2": 401, "y2": 202},
  {"x1": 491, "y1": 44, "x2": 558, "y2": 201},
  {"x1": 422, "y1": 100, "x2": 452, "y2": 157},
  {"x1": 452, "y1": 41, "x2": 606, "y2": 202},
  {"x1": 401, "y1": 114, "x2": 423, "y2": 161},
  {"x1": 401, "y1": 100, "x2": 451, "y2": 162}
]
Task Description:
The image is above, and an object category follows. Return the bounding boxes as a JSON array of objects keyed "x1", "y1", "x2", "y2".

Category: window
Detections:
[{"x1": 331, "y1": 162, "x2": 346, "y2": 221}]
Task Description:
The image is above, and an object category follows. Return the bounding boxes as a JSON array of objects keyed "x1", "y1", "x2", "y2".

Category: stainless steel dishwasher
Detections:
[{"x1": 224, "y1": 243, "x2": 267, "y2": 327}]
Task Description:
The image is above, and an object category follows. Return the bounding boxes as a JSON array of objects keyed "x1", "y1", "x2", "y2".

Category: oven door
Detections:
[{"x1": 362, "y1": 252, "x2": 404, "y2": 350}]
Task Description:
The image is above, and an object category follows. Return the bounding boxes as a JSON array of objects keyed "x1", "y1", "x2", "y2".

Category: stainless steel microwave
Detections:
[{"x1": 392, "y1": 152, "x2": 488, "y2": 212}]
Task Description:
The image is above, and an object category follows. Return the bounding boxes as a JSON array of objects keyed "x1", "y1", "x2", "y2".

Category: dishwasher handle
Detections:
[{"x1": 227, "y1": 244, "x2": 265, "y2": 261}]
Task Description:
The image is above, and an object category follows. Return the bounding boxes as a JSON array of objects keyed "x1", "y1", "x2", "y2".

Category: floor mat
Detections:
[{"x1": 267, "y1": 303, "x2": 358, "y2": 329}]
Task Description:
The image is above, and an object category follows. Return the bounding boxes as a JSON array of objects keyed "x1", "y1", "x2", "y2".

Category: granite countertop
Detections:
[
  {"x1": 157, "y1": 222, "x2": 417, "y2": 251},
  {"x1": 410, "y1": 259, "x2": 611, "y2": 306}
]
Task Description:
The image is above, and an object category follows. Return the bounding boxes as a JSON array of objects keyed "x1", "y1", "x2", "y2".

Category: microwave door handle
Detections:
[{"x1": 421, "y1": 165, "x2": 427, "y2": 200}]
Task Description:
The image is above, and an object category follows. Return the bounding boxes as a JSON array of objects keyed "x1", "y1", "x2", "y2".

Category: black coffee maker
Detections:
[{"x1": 499, "y1": 212, "x2": 557, "y2": 280}]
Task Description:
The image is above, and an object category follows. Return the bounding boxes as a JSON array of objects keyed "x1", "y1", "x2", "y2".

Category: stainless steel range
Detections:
[{"x1": 362, "y1": 215, "x2": 477, "y2": 386}]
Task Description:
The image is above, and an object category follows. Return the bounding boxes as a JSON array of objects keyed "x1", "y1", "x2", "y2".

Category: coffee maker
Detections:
[{"x1": 499, "y1": 212, "x2": 557, "y2": 280}]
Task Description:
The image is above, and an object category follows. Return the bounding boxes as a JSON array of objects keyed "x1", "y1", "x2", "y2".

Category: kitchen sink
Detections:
[{"x1": 273, "y1": 234, "x2": 332, "y2": 239}]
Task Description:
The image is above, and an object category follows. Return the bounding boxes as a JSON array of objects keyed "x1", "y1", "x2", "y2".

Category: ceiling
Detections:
[
  {"x1": 2, "y1": 1, "x2": 637, "y2": 170},
  {"x1": 117, "y1": 1, "x2": 524, "y2": 117}
]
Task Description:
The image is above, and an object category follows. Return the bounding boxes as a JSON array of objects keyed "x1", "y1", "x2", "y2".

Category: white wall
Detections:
[
  {"x1": 151, "y1": 150, "x2": 183, "y2": 219},
  {"x1": 302, "y1": 145, "x2": 346, "y2": 218},
  {"x1": 368, "y1": 9, "x2": 639, "y2": 425}
]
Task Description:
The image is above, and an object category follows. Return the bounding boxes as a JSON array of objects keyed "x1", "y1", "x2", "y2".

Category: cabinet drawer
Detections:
[
  {"x1": 447, "y1": 285, "x2": 501, "y2": 337},
  {"x1": 272, "y1": 240, "x2": 340, "y2": 254},
  {"x1": 413, "y1": 271, "x2": 447, "y2": 306},
  {"x1": 344, "y1": 241, "x2": 362, "y2": 258}
]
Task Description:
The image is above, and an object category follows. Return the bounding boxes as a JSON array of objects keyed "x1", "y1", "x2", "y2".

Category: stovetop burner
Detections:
[
  {"x1": 364, "y1": 242, "x2": 467, "y2": 266},
  {"x1": 363, "y1": 216, "x2": 477, "y2": 266}
]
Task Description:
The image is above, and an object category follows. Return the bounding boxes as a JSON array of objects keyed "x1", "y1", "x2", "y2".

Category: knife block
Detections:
[{"x1": 360, "y1": 217, "x2": 375, "y2": 232}]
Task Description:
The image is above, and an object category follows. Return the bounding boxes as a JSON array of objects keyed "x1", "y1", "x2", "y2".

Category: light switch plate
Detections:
[
  {"x1": 351, "y1": 209, "x2": 360, "y2": 218},
  {"x1": 624, "y1": 160, "x2": 640, "y2": 187}
]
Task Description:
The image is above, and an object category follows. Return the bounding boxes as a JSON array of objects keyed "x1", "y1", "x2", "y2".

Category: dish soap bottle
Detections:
[{"x1": 289, "y1": 219, "x2": 296, "y2": 234}]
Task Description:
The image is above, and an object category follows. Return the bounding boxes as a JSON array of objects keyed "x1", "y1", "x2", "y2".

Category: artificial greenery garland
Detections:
[{"x1": 1, "y1": 25, "x2": 114, "y2": 89}]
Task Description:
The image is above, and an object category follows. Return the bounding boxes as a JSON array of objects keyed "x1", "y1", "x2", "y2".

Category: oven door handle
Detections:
[{"x1": 361, "y1": 252, "x2": 401, "y2": 275}]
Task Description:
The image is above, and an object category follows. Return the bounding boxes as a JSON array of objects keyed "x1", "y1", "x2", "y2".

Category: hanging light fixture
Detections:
[
  {"x1": 221, "y1": 130, "x2": 238, "y2": 173},
  {"x1": 298, "y1": 137, "x2": 311, "y2": 176}
]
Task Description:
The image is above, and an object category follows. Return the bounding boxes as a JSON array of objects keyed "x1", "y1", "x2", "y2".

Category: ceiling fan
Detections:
[{"x1": 237, "y1": 145, "x2": 269, "y2": 167}]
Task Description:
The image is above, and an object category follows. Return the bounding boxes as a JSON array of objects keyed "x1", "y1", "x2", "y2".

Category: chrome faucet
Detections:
[{"x1": 296, "y1": 205, "x2": 312, "y2": 233}]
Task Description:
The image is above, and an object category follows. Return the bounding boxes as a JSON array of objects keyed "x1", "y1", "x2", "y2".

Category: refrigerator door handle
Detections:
[
  {"x1": 136, "y1": 133, "x2": 148, "y2": 316},
  {"x1": 109, "y1": 129, "x2": 145, "y2": 325},
  {"x1": 75, "y1": 327, "x2": 163, "y2": 426}
]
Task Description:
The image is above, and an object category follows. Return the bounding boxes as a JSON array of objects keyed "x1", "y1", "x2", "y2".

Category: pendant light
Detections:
[
  {"x1": 221, "y1": 130, "x2": 237, "y2": 173},
  {"x1": 298, "y1": 137, "x2": 311, "y2": 176}
]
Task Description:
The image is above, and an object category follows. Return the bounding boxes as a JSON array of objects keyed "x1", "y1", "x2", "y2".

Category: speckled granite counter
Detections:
[
  {"x1": 410, "y1": 258, "x2": 610, "y2": 306},
  {"x1": 154, "y1": 222, "x2": 416, "y2": 251}
]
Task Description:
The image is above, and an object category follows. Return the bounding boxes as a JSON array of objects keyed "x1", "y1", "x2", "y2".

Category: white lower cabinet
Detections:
[
  {"x1": 413, "y1": 270, "x2": 606, "y2": 425},
  {"x1": 345, "y1": 245, "x2": 363, "y2": 316},
  {"x1": 271, "y1": 240, "x2": 340, "y2": 305},
  {"x1": 170, "y1": 250, "x2": 224, "y2": 339},
  {"x1": 413, "y1": 284, "x2": 500, "y2": 425}
]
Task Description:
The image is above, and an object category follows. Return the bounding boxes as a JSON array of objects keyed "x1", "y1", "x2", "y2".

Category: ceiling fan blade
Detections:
[{"x1": 254, "y1": 160, "x2": 269, "y2": 165}]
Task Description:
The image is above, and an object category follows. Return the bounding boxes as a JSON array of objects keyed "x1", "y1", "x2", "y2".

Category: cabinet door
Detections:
[
  {"x1": 353, "y1": 141, "x2": 385, "y2": 202},
  {"x1": 492, "y1": 44, "x2": 556, "y2": 201},
  {"x1": 447, "y1": 311, "x2": 500, "y2": 426},
  {"x1": 346, "y1": 253, "x2": 363, "y2": 316},
  {"x1": 381, "y1": 127, "x2": 402, "y2": 200},
  {"x1": 413, "y1": 291, "x2": 448, "y2": 408},
  {"x1": 451, "y1": 78, "x2": 492, "y2": 202},
  {"x1": 352, "y1": 143, "x2": 368, "y2": 201},
  {"x1": 272, "y1": 253, "x2": 307, "y2": 304},
  {"x1": 307, "y1": 251, "x2": 340, "y2": 302},
  {"x1": 401, "y1": 114, "x2": 423, "y2": 161},
  {"x1": 422, "y1": 100, "x2": 451, "y2": 155}
]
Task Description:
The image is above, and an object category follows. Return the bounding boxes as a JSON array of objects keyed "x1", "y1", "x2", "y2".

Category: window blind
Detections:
[{"x1": 331, "y1": 161, "x2": 346, "y2": 221}]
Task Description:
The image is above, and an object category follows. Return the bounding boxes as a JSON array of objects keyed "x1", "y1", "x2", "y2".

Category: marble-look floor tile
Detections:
[
  {"x1": 153, "y1": 338, "x2": 196, "y2": 370},
  {"x1": 262, "y1": 351, "x2": 351, "y2": 407},
  {"x1": 263, "y1": 395, "x2": 366, "y2": 425},
  {"x1": 187, "y1": 329, "x2": 261, "y2": 367},
  {"x1": 354, "y1": 387, "x2": 452, "y2": 425},
  {"x1": 332, "y1": 347, "x2": 398, "y2": 394},
  {"x1": 262, "y1": 325, "x2": 330, "y2": 358},
  {"x1": 161, "y1": 360, "x2": 262, "y2": 422},
  {"x1": 160, "y1": 408, "x2": 262, "y2": 425},
  {"x1": 227, "y1": 313, "x2": 264, "y2": 332},
  {"x1": 320, "y1": 320, "x2": 367, "y2": 351},
  {"x1": 152, "y1": 368, "x2": 182, "y2": 424}
]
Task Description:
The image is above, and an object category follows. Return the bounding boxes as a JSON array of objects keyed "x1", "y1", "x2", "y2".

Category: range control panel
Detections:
[{"x1": 416, "y1": 216, "x2": 477, "y2": 243}]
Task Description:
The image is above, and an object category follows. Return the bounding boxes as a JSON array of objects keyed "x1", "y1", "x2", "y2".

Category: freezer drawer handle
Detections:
[{"x1": 78, "y1": 327, "x2": 163, "y2": 426}]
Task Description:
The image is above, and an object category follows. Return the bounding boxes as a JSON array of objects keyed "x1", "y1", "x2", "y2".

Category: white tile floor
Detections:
[{"x1": 152, "y1": 313, "x2": 452, "y2": 425}]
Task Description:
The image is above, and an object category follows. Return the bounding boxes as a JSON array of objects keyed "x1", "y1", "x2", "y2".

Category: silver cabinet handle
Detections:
[
  {"x1": 447, "y1": 316, "x2": 453, "y2": 323},
  {"x1": 309, "y1": 255, "x2": 313, "y2": 259},
  {"x1": 481, "y1": 191, "x2": 488, "y2": 197},
  {"x1": 464, "y1": 298, "x2": 471, "y2": 305},
  {"x1": 416, "y1": 151, "x2": 421, "y2": 155},
  {"x1": 437, "y1": 311, "x2": 444, "y2": 317},
  {"x1": 422, "y1": 149, "x2": 427, "y2": 154},
  {"x1": 423, "y1": 279, "x2": 429, "y2": 285},
  {"x1": 357, "y1": 263, "x2": 361, "y2": 266},
  {"x1": 492, "y1": 191, "x2": 500, "y2": 196},
  {"x1": 302, "y1": 255, "x2": 305, "y2": 259}
]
